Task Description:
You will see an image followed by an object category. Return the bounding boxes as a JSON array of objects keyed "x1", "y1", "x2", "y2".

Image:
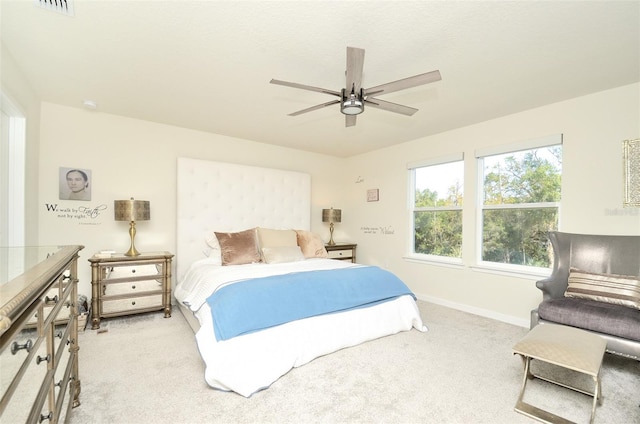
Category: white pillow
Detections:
[
  {"x1": 204, "y1": 232, "x2": 222, "y2": 266},
  {"x1": 257, "y1": 228, "x2": 298, "y2": 249},
  {"x1": 261, "y1": 246, "x2": 305, "y2": 264}
]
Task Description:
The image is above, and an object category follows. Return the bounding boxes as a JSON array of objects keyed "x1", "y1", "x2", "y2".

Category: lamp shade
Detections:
[
  {"x1": 322, "y1": 208, "x2": 341, "y2": 223},
  {"x1": 114, "y1": 198, "x2": 150, "y2": 222}
]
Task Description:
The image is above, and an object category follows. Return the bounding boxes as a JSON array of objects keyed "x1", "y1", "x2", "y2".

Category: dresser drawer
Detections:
[
  {"x1": 102, "y1": 294, "x2": 163, "y2": 314},
  {"x1": 107, "y1": 264, "x2": 160, "y2": 279},
  {"x1": 327, "y1": 249, "x2": 353, "y2": 259},
  {"x1": 103, "y1": 278, "x2": 162, "y2": 296}
]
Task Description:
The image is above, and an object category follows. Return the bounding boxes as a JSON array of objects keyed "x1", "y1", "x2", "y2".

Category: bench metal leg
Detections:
[{"x1": 514, "y1": 354, "x2": 603, "y2": 424}]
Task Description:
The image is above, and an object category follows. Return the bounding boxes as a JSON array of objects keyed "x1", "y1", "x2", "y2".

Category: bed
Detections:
[{"x1": 175, "y1": 158, "x2": 427, "y2": 397}]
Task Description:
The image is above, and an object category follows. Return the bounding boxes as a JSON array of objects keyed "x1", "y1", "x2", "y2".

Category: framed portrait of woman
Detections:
[{"x1": 59, "y1": 167, "x2": 92, "y2": 201}]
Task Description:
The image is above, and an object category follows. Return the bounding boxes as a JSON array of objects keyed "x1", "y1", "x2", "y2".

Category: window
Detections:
[
  {"x1": 409, "y1": 154, "x2": 464, "y2": 260},
  {"x1": 476, "y1": 136, "x2": 562, "y2": 269}
]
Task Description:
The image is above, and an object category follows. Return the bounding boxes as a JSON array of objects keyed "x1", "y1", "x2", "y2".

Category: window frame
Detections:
[
  {"x1": 406, "y1": 153, "x2": 464, "y2": 265},
  {"x1": 474, "y1": 134, "x2": 562, "y2": 274}
]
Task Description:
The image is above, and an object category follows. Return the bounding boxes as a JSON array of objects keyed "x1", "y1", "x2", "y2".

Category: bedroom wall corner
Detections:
[{"x1": 36, "y1": 103, "x2": 347, "y2": 298}]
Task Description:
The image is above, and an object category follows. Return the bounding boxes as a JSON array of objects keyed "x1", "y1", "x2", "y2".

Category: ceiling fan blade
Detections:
[
  {"x1": 364, "y1": 70, "x2": 441, "y2": 97},
  {"x1": 345, "y1": 114, "x2": 357, "y2": 127},
  {"x1": 270, "y1": 79, "x2": 341, "y2": 97},
  {"x1": 288, "y1": 99, "x2": 341, "y2": 116},
  {"x1": 365, "y1": 97, "x2": 418, "y2": 116},
  {"x1": 345, "y1": 47, "x2": 365, "y2": 94}
]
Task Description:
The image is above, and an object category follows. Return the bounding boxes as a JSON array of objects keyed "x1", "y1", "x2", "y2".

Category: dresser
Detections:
[
  {"x1": 325, "y1": 243, "x2": 357, "y2": 263},
  {"x1": 0, "y1": 245, "x2": 83, "y2": 423},
  {"x1": 88, "y1": 251, "x2": 173, "y2": 329}
]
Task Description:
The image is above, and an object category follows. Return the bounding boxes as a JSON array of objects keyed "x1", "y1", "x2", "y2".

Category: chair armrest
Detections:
[{"x1": 536, "y1": 275, "x2": 565, "y2": 301}]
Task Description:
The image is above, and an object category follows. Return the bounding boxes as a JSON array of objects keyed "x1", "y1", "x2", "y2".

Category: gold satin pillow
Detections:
[{"x1": 215, "y1": 228, "x2": 261, "y2": 266}]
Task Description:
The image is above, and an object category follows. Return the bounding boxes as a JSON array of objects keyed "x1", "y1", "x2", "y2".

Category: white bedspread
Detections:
[{"x1": 175, "y1": 258, "x2": 427, "y2": 397}]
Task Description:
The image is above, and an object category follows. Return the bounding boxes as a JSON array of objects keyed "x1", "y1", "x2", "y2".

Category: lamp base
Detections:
[
  {"x1": 328, "y1": 222, "x2": 336, "y2": 246},
  {"x1": 124, "y1": 221, "x2": 141, "y2": 256}
]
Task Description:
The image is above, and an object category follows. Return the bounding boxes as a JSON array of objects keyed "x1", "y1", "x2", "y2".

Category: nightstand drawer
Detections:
[
  {"x1": 107, "y1": 264, "x2": 160, "y2": 279},
  {"x1": 325, "y1": 243, "x2": 357, "y2": 263},
  {"x1": 103, "y1": 279, "x2": 162, "y2": 296},
  {"x1": 327, "y1": 249, "x2": 353, "y2": 259},
  {"x1": 102, "y1": 294, "x2": 163, "y2": 314}
]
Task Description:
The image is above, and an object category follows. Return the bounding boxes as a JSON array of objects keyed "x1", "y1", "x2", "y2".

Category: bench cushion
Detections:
[{"x1": 538, "y1": 297, "x2": 640, "y2": 342}]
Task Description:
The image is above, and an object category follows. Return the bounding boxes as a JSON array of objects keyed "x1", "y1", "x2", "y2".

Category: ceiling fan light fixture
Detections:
[{"x1": 341, "y1": 89, "x2": 364, "y2": 115}]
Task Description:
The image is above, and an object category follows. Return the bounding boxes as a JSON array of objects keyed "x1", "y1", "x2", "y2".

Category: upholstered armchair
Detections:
[{"x1": 531, "y1": 231, "x2": 640, "y2": 360}]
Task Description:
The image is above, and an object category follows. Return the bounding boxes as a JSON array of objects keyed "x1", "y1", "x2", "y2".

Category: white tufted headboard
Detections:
[{"x1": 176, "y1": 157, "x2": 311, "y2": 282}]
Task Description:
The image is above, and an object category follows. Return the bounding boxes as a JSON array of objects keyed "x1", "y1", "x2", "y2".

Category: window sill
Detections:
[
  {"x1": 403, "y1": 254, "x2": 464, "y2": 269},
  {"x1": 402, "y1": 255, "x2": 552, "y2": 280},
  {"x1": 470, "y1": 263, "x2": 551, "y2": 280}
]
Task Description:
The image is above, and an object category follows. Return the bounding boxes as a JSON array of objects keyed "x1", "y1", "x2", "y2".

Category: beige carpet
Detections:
[{"x1": 68, "y1": 301, "x2": 639, "y2": 424}]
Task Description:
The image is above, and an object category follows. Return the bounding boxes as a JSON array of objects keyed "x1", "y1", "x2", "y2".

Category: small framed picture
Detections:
[
  {"x1": 623, "y1": 139, "x2": 639, "y2": 207},
  {"x1": 367, "y1": 188, "x2": 379, "y2": 202},
  {"x1": 59, "y1": 167, "x2": 92, "y2": 201}
]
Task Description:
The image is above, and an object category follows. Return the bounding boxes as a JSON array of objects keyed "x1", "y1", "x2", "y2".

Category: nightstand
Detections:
[
  {"x1": 325, "y1": 243, "x2": 357, "y2": 263},
  {"x1": 88, "y1": 251, "x2": 173, "y2": 329}
]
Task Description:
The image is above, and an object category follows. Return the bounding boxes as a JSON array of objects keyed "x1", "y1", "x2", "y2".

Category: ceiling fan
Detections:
[{"x1": 270, "y1": 46, "x2": 441, "y2": 127}]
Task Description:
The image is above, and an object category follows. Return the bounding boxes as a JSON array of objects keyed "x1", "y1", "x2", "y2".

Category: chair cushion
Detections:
[{"x1": 538, "y1": 297, "x2": 640, "y2": 342}]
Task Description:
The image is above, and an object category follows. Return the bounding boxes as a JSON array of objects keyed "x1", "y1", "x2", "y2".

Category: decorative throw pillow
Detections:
[
  {"x1": 564, "y1": 268, "x2": 640, "y2": 310},
  {"x1": 204, "y1": 232, "x2": 223, "y2": 265},
  {"x1": 257, "y1": 228, "x2": 298, "y2": 249},
  {"x1": 295, "y1": 230, "x2": 329, "y2": 258},
  {"x1": 261, "y1": 246, "x2": 305, "y2": 264},
  {"x1": 215, "y1": 228, "x2": 261, "y2": 266}
]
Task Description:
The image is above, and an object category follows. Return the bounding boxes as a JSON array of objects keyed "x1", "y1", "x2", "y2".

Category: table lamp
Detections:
[
  {"x1": 114, "y1": 198, "x2": 150, "y2": 256},
  {"x1": 322, "y1": 207, "x2": 341, "y2": 246}
]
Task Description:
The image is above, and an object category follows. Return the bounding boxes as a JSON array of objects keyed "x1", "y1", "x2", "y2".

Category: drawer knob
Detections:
[
  {"x1": 131, "y1": 285, "x2": 136, "y2": 290},
  {"x1": 131, "y1": 301, "x2": 136, "y2": 306},
  {"x1": 36, "y1": 354, "x2": 51, "y2": 365},
  {"x1": 11, "y1": 339, "x2": 33, "y2": 355},
  {"x1": 45, "y1": 295, "x2": 58, "y2": 304},
  {"x1": 131, "y1": 269, "x2": 136, "y2": 274}
]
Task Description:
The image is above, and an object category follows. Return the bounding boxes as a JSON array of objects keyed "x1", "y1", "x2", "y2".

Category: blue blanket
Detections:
[{"x1": 206, "y1": 266, "x2": 415, "y2": 341}]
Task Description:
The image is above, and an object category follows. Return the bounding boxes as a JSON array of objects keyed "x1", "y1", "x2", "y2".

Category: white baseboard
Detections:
[{"x1": 416, "y1": 294, "x2": 530, "y2": 328}]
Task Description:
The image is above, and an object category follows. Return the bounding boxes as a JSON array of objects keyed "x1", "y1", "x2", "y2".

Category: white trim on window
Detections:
[
  {"x1": 407, "y1": 152, "x2": 464, "y2": 170},
  {"x1": 474, "y1": 134, "x2": 562, "y2": 159}
]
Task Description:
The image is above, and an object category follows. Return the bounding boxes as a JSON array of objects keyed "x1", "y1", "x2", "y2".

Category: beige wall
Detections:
[
  {"x1": 4, "y1": 42, "x2": 639, "y2": 327},
  {"x1": 1, "y1": 43, "x2": 40, "y2": 245},
  {"x1": 37, "y1": 103, "x2": 346, "y2": 296},
  {"x1": 344, "y1": 83, "x2": 640, "y2": 326}
]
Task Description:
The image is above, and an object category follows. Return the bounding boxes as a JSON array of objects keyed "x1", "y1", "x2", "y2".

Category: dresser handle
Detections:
[
  {"x1": 45, "y1": 295, "x2": 58, "y2": 304},
  {"x1": 55, "y1": 379, "x2": 63, "y2": 388},
  {"x1": 40, "y1": 412, "x2": 52, "y2": 422},
  {"x1": 55, "y1": 331, "x2": 63, "y2": 339},
  {"x1": 11, "y1": 339, "x2": 33, "y2": 355},
  {"x1": 36, "y1": 354, "x2": 51, "y2": 365}
]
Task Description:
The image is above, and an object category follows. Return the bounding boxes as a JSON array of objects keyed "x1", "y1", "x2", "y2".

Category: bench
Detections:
[{"x1": 513, "y1": 323, "x2": 607, "y2": 424}]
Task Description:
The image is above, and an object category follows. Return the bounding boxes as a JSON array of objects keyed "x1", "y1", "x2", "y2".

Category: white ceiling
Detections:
[{"x1": 2, "y1": 1, "x2": 639, "y2": 157}]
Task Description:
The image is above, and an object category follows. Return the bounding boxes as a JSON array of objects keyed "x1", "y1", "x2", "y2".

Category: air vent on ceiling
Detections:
[{"x1": 34, "y1": 0, "x2": 74, "y2": 16}]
